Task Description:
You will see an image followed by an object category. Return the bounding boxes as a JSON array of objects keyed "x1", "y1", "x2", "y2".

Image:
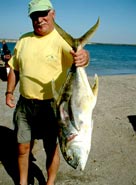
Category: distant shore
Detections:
[
  {"x1": 0, "y1": 39, "x2": 17, "y2": 43},
  {"x1": 89, "y1": 42, "x2": 136, "y2": 46},
  {"x1": 0, "y1": 38, "x2": 135, "y2": 46}
]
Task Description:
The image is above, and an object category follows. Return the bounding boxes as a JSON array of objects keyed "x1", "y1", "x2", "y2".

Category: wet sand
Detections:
[{"x1": 0, "y1": 75, "x2": 136, "y2": 185}]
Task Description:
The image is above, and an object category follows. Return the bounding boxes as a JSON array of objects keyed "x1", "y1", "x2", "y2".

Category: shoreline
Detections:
[
  {"x1": 0, "y1": 74, "x2": 136, "y2": 185},
  {"x1": 89, "y1": 73, "x2": 136, "y2": 77},
  {"x1": 0, "y1": 39, "x2": 136, "y2": 46}
]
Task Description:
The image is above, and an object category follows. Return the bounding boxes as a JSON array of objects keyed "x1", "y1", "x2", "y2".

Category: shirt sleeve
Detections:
[{"x1": 8, "y1": 42, "x2": 19, "y2": 71}]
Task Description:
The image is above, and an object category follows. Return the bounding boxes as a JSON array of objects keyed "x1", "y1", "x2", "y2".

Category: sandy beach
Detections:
[{"x1": 0, "y1": 74, "x2": 136, "y2": 185}]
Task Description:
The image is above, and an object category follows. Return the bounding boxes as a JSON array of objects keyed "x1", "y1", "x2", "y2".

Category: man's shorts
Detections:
[{"x1": 13, "y1": 95, "x2": 58, "y2": 145}]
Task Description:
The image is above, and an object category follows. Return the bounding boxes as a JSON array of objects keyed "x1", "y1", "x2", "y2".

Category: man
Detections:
[
  {"x1": 1, "y1": 40, "x2": 11, "y2": 64},
  {"x1": 6, "y1": 0, "x2": 89, "y2": 184},
  {"x1": 1, "y1": 40, "x2": 8, "y2": 55}
]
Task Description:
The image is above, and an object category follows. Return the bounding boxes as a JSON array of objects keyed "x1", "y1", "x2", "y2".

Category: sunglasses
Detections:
[{"x1": 30, "y1": 10, "x2": 51, "y2": 20}]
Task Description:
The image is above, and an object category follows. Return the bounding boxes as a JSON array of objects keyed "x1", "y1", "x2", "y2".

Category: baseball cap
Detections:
[{"x1": 28, "y1": 0, "x2": 53, "y2": 16}]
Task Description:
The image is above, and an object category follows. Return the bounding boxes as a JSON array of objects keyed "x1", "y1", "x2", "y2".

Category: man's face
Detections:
[{"x1": 30, "y1": 9, "x2": 55, "y2": 36}]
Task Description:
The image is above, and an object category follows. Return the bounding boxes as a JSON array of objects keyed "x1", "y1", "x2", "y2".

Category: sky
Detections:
[{"x1": 0, "y1": 0, "x2": 136, "y2": 44}]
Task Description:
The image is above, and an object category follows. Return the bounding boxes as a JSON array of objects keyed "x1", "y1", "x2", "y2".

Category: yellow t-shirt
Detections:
[{"x1": 9, "y1": 29, "x2": 73, "y2": 100}]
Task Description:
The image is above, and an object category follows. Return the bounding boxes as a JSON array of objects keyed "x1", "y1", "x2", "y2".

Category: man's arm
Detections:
[{"x1": 5, "y1": 68, "x2": 19, "y2": 108}]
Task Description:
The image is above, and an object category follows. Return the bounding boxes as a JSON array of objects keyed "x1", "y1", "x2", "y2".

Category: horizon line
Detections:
[{"x1": 0, "y1": 39, "x2": 135, "y2": 46}]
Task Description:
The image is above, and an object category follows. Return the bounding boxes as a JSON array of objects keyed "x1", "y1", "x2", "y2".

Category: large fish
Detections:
[{"x1": 52, "y1": 18, "x2": 100, "y2": 170}]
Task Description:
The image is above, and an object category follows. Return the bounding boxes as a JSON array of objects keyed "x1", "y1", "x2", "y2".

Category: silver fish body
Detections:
[
  {"x1": 59, "y1": 65, "x2": 98, "y2": 170},
  {"x1": 52, "y1": 18, "x2": 100, "y2": 170},
  {"x1": 53, "y1": 65, "x2": 98, "y2": 170}
]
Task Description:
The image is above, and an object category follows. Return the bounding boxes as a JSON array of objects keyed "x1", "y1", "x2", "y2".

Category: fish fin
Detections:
[
  {"x1": 54, "y1": 17, "x2": 100, "y2": 51},
  {"x1": 78, "y1": 17, "x2": 100, "y2": 48},
  {"x1": 54, "y1": 21, "x2": 75, "y2": 48},
  {"x1": 92, "y1": 74, "x2": 99, "y2": 97}
]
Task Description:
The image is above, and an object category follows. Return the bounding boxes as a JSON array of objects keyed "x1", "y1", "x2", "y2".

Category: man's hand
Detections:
[
  {"x1": 70, "y1": 49, "x2": 90, "y2": 67},
  {"x1": 6, "y1": 93, "x2": 16, "y2": 108}
]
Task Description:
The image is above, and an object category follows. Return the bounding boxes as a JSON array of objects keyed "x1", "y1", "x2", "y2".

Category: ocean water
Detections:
[
  {"x1": 85, "y1": 44, "x2": 136, "y2": 76},
  {"x1": 1, "y1": 42, "x2": 136, "y2": 76}
]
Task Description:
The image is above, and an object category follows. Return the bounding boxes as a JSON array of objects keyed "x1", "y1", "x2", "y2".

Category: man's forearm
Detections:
[{"x1": 6, "y1": 68, "x2": 19, "y2": 94}]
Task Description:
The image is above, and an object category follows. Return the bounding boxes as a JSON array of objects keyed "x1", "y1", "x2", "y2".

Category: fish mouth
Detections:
[
  {"x1": 66, "y1": 150, "x2": 87, "y2": 170},
  {"x1": 66, "y1": 154, "x2": 80, "y2": 169},
  {"x1": 64, "y1": 146, "x2": 82, "y2": 169},
  {"x1": 65, "y1": 152, "x2": 86, "y2": 171}
]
